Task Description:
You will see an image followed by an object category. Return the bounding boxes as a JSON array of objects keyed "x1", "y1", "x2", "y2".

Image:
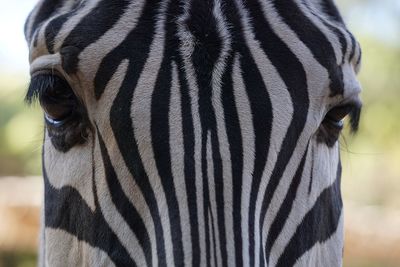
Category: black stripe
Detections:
[
  {"x1": 276, "y1": 161, "x2": 343, "y2": 267},
  {"x1": 209, "y1": 207, "x2": 218, "y2": 267},
  {"x1": 24, "y1": 10, "x2": 34, "y2": 42},
  {"x1": 308, "y1": 145, "x2": 315, "y2": 195},
  {"x1": 32, "y1": 29, "x2": 40, "y2": 48},
  {"x1": 265, "y1": 145, "x2": 308, "y2": 261},
  {"x1": 319, "y1": 0, "x2": 345, "y2": 25},
  {"x1": 348, "y1": 32, "x2": 357, "y2": 63},
  {"x1": 168, "y1": 1, "x2": 202, "y2": 266},
  {"x1": 355, "y1": 47, "x2": 362, "y2": 67},
  {"x1": 202, "y1": 132, "x2": 211, "y2": 267},
  {"x1": 222, "y1": 1, "x2": 273, "y2": 265},
  {"x1": 111, "y1": 65, "x2": 168, "y2": 266},
  {"x1": 30, "y1": 0, "x2": 64, "y2": 41},
  {"x1": 272, "y1": 0, "x2": 344, "y2": 96},
  {"x1": 44, "y1": 1, "x2": 85, "y2": 54},
  {"x1": 188, "y1": 0, "x2": 228, "y2": 265},
  {"x1": 97, "y1": 128, "x2": 153, "y2": 267},
  {"x1": 106, "y1": 0, "x2": 167, "y2": 265},
  {"x1": 301, "y1": 0, "x2": 347, "y2": 63},
  {"x1": 221, "y1": 55, "x2": 244, "y2": 267},
  {"x1": 240, "y1": 54, "x2": 272, "y2": 267},
  {"x1": 211, "y1": 126, "x2": 227, "y2": 267},
  {"x1": 177, "y1": 61, "x2": 201, "y2": 267},
  {"x1": 43, "y1": 145, "x2": 136, "y2": 266},
  {"x1": 61, "y1": 0, "x2": 131, "y2": 74},
  {"x1": 148, "y1": 1, "x2": 194, "y2": 264},
  {"x1": 94, "y1": 0, "x2": 156, "y2": 99},
  {"x1": 242, "y1": 0, "x2": 310, "y2": 264},
  {"x1": 151, "y1": 59, "x2": 184, "y2": 265}
]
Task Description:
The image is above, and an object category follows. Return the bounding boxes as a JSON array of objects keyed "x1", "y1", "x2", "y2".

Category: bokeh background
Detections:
[{"x1": 0, "y1": 0, "x2": 399, "y2": 266}]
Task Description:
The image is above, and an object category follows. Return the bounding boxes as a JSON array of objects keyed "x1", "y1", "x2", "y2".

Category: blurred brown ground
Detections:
[
  {"x1": 344, "y1": 202, "x2": 400, "y2": 267},
  {"x1": 1, "y1": 177, "x2": 399, "y2": 267},
  {"x1": 0, "y1": 177, "x2": 41, "y2": 253}
]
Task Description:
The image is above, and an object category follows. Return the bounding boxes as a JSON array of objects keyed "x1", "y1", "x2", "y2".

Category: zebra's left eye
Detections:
[
  {"x1": 323, "y1": 105, "x2": 354, "y2": 130},
  {"x1": 317, "y1": 103, "x2": 361, "y2": 147}
]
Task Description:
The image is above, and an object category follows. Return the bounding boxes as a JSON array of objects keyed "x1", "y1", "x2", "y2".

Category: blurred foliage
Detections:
[
  {"x1": 340, "y1": 35, "x2": 400, "y2": 211},
  {"x1": 0, "y1": 72, "x2": 42, "y2": 176},
  {"x1": 0, "y1": 251, "x2": 36, "y2": 267},
  {"x1": 336, "y1": 0, "x2": 400, "y2": 213}
]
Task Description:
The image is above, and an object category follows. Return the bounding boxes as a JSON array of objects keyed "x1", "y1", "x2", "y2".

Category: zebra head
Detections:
[{"x1": 25, "y1": 0, "x2": 362, "y2": 266}]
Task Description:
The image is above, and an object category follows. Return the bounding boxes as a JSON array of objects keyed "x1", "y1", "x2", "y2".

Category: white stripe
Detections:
[
  {"x1": 308, "y1": 143, "x2": 341, "y2": 205},
  {"x1": 95, "y1": 60, "x2": 159, "y2": 267},
  {"x1": 208, "y1": 205, "x2": 216, "y2": 267},
  {"x1": 131, "y1": 0, "x2": 174, "y2": 266},
  {"x1": 212, "y1": 0, "x2": 232, "y2": 89},
  {"x1": 52, "y1": 0, "x2": 102, "y2": 52},
  {"x1": 25, "y1": 0, "x2": 76, "y2": 45},
  {"x1": 25, "y1": 0, "x2": 46, "y2": 43},
  {"x1": 266, "y1": 142, "x2": 341, "y2": 266},
  {"x1": 29, "y1": 18, "x2": 52, "y2": 62},
  {"x1": 293, "y1": 0, "x2": 343, "y2": 65},
  {"x1": 93, "y1": 137, "x2": 147, "y2": 266},
  {"x1": 169, "y1": 61, "x2": 191, "y2": 265},
  {"x1": 353, "y1": 42, "x2": 362, "y2": 73},
  {"x1": 267, "y1": 142, "x2": 313, "y2": 266},
  {"x1": 257, "y1": 0, "x2": 328, "y2": 113},
  {"x1": 206, "y1": 130, "x2": 222, "y2": 267},
  {"x1": 43, "y1": 132, "x2": 97, "y2": 211},
  {"x1": 261, "y1": 127, "x2": 339, "y2": 266},
  {"x1": 251, "y1": 4, "x2": 340, "y2": 261},
  {"x1": 232, "y1": 54, "x2": 255, "y2": 267},
  {"x1": 212, "y1": 0, "x2": 235, "y2": 265},
  {"x1": 78, "y1": 0, "x2": 147, "y2": 98},
  {"x1": 292, "y1": 211, "x2": 344, "y2": 267},
  {"x1": 303, "y1": 1, "x2": 354, "y2": 61},
  {"x1": 44, "y1": 228, "x2": 116, "y2": 267},
  {"x1": 177, "y1": 1, "x2": 206, "y2": 265},
  {"x1": 233, "y1": 1, "x2": 293, "y2": 265}
]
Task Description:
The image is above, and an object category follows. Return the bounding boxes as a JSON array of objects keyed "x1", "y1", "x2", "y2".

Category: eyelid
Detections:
[
  {"x1": 29, "y1": 53, "x2": 61, "y2": 75},
  {"x1": 25, "y1": 74, "x2": 55, "y2": 104},
  {"x1": 325, "y1": 105, "x2": 353, "y2": 121},
  {"x1": 348, "y1": 102, "x2": 362, "y2": 133},
  {"x1": 328, "y1": 100, "x2": 362, "y2": 133},
  {"x1": 45, "y1": 113, "x2": 67, "y2": 126},
  {"x1": 31, "y1": 68, "x2": 62, "y2": 78},
  {"x1": 25, "y1": 72, "x2": 69, "y2": 104}
]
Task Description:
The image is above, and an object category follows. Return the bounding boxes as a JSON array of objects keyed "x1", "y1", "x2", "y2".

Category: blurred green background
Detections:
[{"x1": 0, "y1": 0, "x2": 399, "y2": 266}]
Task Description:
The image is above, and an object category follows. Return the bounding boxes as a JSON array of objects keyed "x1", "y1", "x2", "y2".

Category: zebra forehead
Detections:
[
  {"x1": 26, "y1": 0, "x2": 360, "y2": 100},
  {"x1": 25, "y1": 0, "x2": 357, "y2": 56}
]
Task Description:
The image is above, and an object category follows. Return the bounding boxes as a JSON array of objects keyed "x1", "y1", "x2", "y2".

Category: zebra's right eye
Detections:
[
  {"x1": 26, "y1": 73, "x2": 90, "y2": 152},
  {"x1": 40, "y1": 75, "x2": 77, "y2": 126}
]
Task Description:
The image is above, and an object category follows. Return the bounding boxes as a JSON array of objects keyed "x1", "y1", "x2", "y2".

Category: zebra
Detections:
[{"x1": 24, "y1": 0, "x2": 362, "y2": 266}]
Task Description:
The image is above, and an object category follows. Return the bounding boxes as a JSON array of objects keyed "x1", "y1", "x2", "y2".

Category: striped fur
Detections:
[{"x1": 25, "y1": 0, "x2": 362, "y2": 266}]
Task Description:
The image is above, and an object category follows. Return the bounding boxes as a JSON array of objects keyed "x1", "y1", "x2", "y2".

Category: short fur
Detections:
[{"x1": 25, "y1": 0, "x2": 362, "y2": 266}]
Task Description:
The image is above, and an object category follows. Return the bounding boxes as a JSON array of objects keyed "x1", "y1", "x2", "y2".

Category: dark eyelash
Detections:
[
  {"x1": 25, "y1": 74, "x2": 57, "y2": 105},
  {"x1": 349, "y1": 105, "x2": 361, "y2": 133},
  {"x1": 27, "y1": 73, "x2": 361, "y2": 133}
]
